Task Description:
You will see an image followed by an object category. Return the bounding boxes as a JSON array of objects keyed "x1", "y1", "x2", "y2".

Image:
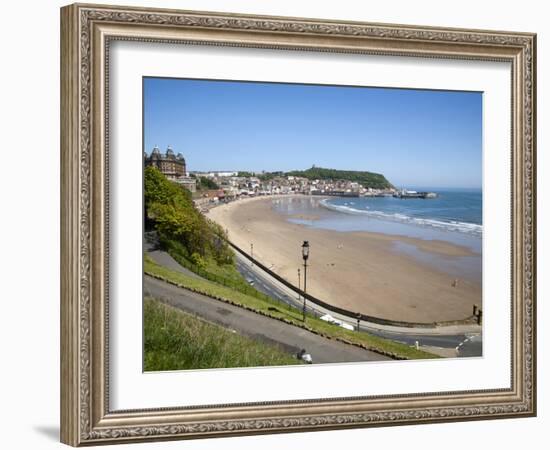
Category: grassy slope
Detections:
[
  {"x1": 163, "y1": 238, "x2": 252, "y2": 291},
  {"x1": 144, "y1": 255, "x2": 438, "y2": 360},
  {"x1": 144, "y1": 297, "x2": 301, "y2": 371}
]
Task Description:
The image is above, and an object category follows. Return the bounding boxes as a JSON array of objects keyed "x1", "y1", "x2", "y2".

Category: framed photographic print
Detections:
[{"x1": 60, "y1": 3, "x2": 536, "y2": 446}]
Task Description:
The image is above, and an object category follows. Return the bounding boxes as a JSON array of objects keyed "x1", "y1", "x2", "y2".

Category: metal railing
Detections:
[{"x1": 228, "y1": 240, "x2": 479, "y2": 329}]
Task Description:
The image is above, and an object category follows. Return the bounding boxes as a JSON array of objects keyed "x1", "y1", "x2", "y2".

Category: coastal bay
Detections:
[{"x1": 207, "y1": 195, "x2": 482, "y2": 323}]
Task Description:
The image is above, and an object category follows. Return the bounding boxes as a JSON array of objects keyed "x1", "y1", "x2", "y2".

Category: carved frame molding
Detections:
[{"x1": 60, "y1": 3, "x2": 536, "y2": 446}]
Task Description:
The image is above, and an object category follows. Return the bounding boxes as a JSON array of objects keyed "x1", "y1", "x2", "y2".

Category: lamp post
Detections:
[
  {"x1": 297, "y1": 268, "x2": 301, "y2": 303},
  {"x1": 301, "y1": 241, "x2": 310, "y2": 322}
]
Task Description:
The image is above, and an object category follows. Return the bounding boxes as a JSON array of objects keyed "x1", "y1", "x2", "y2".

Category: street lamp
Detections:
[
  {"x1": 297, "y1": 268, "x2": 301, "y2": 303},
  {"x1": 301, "y1": 241, "x2": 310, "y2": 322}
]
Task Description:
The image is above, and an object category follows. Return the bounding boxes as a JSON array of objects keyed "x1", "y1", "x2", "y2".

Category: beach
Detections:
[{"x1": 207, "y1": 195, "x2": 482, "y2": 323}]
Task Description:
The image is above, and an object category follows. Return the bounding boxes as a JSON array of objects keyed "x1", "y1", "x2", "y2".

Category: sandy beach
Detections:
[{"x1": 207, "y1": 195, "x2": 482, "y2": 323}]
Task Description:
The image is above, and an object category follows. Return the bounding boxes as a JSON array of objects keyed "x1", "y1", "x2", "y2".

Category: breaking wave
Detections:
[{"x1": 319, "y1": 199, "x2": 482, "y2": 236}]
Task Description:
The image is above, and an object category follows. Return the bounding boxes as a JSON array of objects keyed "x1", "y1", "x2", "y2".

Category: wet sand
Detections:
[{"x1": 207, "y1": 195, "x2": 482, "y2": 323}]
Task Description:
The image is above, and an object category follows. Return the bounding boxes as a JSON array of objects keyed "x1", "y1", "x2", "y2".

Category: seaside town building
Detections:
[
  {"x1": 174, "y1": 177, "x2": 198, "y2": 193},
  {"x1": 144, "y1": 151, "x2": 397, "y2": 208},
  {"x1": 144, "y1": 145, "x2": 187, "y2": 179},
  {"x1": 144, "y1": 145, "x2": 197, "y2": 192},
  {"x1": 193, "y1": 189, "x2": 227, "y2": 210}
]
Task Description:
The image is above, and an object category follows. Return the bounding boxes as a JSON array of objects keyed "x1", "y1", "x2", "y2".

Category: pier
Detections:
[{"x1": 393, "y1": 189, "x2": 437, "y2": 199}]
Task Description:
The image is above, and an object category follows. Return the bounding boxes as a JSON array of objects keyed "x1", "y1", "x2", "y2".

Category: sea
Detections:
[{"x1": 271, "y1": 188, "x2": 483, "y2": 282}]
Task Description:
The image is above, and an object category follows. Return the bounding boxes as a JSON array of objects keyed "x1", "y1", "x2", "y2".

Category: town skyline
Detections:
[
  {"x1": 144, "y1": 146, "x2": 480, "y2": 191},
  {"x1": 144, "y1": 77, "x2": 482, "y2": 189}
]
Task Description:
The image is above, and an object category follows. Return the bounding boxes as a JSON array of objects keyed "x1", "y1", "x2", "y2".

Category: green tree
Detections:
[
  {"x1": 286, "y1": 167, "x2": 393, "y2": 189},
  {"x1": 144, "y1": 166, "x2": 232, "y2": 265},
  {"x1": 198, "y1": 177, "x2": 219, "y2": 190}
]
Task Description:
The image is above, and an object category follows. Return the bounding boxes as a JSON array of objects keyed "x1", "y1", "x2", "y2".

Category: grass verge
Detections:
[
  {"x1": 144, "y1": 297, "x2": 301, "y2": 371},
  {"x1": 144, "y1": 255, "x2": 439, "y2": 360},
  {"x1": 163, "y1": 238, "x2": 270, "y2": 295}
]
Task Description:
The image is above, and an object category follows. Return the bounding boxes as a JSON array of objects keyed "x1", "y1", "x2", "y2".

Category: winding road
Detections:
[
  {"x1": 234, "y1": 251, "x2": 482, "y2": 357},
  {"x1": 144, "y1": 275, "x2": 390, "y2": 364},
  {"x1": 145, "y1": 233, "x2": 481, "y2": 358}
]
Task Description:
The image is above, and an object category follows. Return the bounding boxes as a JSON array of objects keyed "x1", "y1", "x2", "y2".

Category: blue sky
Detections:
[{"x1": 143, "y1": 78, "x2": 482, "y2": 189}]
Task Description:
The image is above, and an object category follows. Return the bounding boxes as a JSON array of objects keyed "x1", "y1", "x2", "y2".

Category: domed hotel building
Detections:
[{"x1": 144, "y1": 145, "x2": 186, "y2": 179}]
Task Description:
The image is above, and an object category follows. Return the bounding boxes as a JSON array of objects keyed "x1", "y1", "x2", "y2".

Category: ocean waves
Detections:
[{"x1": 319, "y1": 199, "x2": 482, "y2": 236}]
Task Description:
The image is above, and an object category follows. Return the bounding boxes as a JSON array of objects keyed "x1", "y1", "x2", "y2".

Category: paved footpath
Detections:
[
  {"x1": 144, "y1": 241, "x2": 480, "y2": 357},
  {"x1": 145, "y1": 234, "x2": 201, "y2": 279},
  {"x1": 144, "y1": 275, "x2": 391, "y2": 364}
]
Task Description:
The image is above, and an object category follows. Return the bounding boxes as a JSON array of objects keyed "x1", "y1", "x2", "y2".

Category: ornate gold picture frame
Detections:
[{"x1": 60, "y1": 3, "x2": 536, "y2": 446}]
